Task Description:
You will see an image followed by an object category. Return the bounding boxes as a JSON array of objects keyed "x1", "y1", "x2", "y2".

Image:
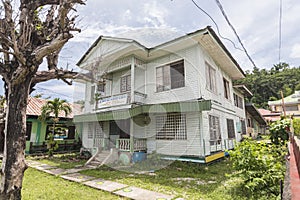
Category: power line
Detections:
[
  {"x1": 278, "y1": 0, "x2": 283, "y2": 63},
  {"x1": 190, "y1": 0, "x2": 243, "y2": 52},
  {"x1": 214, "y1": 0, "x2": 258, "y2": 69},
  {"x1": 35, "y1": 86, "x2": 73, "y2": 100}
]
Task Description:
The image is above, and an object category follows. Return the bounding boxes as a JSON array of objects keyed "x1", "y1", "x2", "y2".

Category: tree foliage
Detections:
[
  {"x1": 235, "y1": 63, "x2": 300, "y2": 108},
  {"x1": 229, "y1": 138, "x2": 287, "y2": 198}
]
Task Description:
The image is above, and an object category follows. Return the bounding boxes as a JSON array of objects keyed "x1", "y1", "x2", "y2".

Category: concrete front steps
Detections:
[{"x1": 85, "y1": 149, "x2": 117, "y2": 168}]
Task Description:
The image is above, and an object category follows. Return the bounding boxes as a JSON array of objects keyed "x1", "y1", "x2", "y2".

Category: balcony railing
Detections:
[{"x1": 116, "y1": 138, "x2": 147, "y2": 152}]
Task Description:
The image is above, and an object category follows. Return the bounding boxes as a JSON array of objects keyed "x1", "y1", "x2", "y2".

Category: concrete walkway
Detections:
[{"x1": 26, "y1": 160, "x2": 177, "y2": 200}]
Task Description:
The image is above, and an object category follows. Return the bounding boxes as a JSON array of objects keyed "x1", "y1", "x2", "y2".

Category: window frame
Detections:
[
  {"x1": 26, "y1": 122, "x2": 32, "y2": 141},
  {"x1": 156, "y1": 60, "x2": 185, "y2": 92},
  {"x1": 120, "y1": 75, "x2": 131, "y2": 93},
  {"x1": 233, "y1": 93, "x2": 244, "y2": 109},
  {"x1": 209, "y1": 115, "x2": 221, "y2": 145},
  {"x1": 205, "y1": 63, "x2": 217, "y2": 94},
  {"x1": 156, "y1": 113, "x2": 187, "y2": 140},
  {"x1": 226, "y1": 119, "x2": 235, "y2": 139},
  {"x1": 223, "y1": 78, "x2": 230, "y2": 100},
  {"x1": 45, "y1": 123, "x2": 76, "y2": 140}
]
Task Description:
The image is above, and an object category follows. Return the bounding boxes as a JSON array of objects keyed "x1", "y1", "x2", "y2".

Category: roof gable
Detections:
[
  {"x1": 27, "y1": 97, "x2": 82, "y2": 118},
  {"x1": 77, "y1": 26, "x2": 245, "y2": 80}
]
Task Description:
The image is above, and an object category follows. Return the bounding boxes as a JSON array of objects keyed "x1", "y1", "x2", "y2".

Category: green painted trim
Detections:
[
  {"x1": 74, "y1": 100, "x2": 211, "y2": 122},
  {"x1": 36, "y1": 121, "x2": 42, "y2": 143}
]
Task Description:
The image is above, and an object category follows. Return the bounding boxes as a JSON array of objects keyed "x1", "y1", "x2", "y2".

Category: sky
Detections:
[{"x1": 29, "y1": 0, "x2": 300, "y2": 102}]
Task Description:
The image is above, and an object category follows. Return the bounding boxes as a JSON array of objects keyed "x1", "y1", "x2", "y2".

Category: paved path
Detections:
[{"x1": 26, "y1": 160, "x2": 177, "y2": 200}]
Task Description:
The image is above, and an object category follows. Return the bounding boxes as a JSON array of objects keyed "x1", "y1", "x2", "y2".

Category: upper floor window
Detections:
[
  {"x1": 234, "y1": 93, "x2": 244, "y2": 109},
  {"x1": 97, "y1": 83, "x2": 105, "y2": 95},
  {"x1": 206, "y1": 63, "x2": 217, "y2": 93},
  {"x1": 223, "y1": 78, "x2": 230, "y2": 100},
  {"x1": 156, "y1": 60, "x2": 185, "y2": 92},
  {"x1": 120, "y1": 75, "x2": 131, "y2": 93}
]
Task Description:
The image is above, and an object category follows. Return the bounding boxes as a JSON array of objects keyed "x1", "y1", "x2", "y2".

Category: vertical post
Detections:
[
  {"x1": 280, "y1": 90, "x2": 286, "y2": 118},
  {"x1": 130, "y1": 119, "x2": 134, "y2": 153},
  {"x1": 130, "y1": 57, "x2": 135, "y2": 104},
  {"x1": 130, "y1": 57, "x2": 135, "y2": 154}
]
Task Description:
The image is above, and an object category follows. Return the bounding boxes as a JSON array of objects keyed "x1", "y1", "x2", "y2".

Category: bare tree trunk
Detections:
[{"x1": 0, "y1": 80, "x2": 30, "y2": 199}]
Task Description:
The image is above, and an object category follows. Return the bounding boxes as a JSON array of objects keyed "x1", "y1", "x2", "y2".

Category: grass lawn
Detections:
[
  {"x1": 22, "y1": 168, "x2": 126, "y2": 200},
  {"x1": 27, "y1": 153, "x2": 88, "y2": 169},
  {"x1": 79, "y1": 158, "x2": 270, "y2": 200}
]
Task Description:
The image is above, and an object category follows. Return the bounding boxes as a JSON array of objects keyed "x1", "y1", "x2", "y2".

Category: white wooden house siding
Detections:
[{"x1": 75, "y1": 28, "x2": 247, "y2": 158}]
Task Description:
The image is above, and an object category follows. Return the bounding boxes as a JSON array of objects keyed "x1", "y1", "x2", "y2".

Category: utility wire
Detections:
[
  {"x1": 278, "y1": 0, "x2": 283, "y2": 64},
  {"x1": 190, "y1": 0, "x2": 243, "y2": 52},
  {"x1": 214, "y1": 0, "x2": 257, "y2": 68}
]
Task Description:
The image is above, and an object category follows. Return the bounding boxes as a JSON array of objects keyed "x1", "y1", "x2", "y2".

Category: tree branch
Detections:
[{"x1": 32, "y1": 69, "x2": 91, "y2": 85}]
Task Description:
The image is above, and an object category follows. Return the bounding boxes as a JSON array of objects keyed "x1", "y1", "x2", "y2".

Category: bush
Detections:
[
  {"x1": 269, "y1": 118, "x2": 290, "y2": 145},
  {"x1": 229, "y1": 138, "x2": 287, "y2": 198},
  {"x1": 293, "y1": 118, "x2": 300, "y2": 137}
]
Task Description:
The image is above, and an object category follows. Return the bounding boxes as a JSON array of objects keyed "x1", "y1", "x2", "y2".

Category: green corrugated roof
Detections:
[
  {"x1": 74, "y1": 100, "x2": 211, "y2": 122},
  {"x1": 268, "y1": 91, "x2": 300, "y2": 105}
]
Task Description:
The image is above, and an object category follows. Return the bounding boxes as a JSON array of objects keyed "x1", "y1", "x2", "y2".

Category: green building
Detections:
[{"x1": 25, "y1": 97, "x2": 82, "y2": 154}]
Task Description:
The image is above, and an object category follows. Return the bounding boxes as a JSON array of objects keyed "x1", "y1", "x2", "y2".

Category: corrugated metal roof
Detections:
[{"x1": 27, "y1": 97, "x2": 82, "y2": 118}]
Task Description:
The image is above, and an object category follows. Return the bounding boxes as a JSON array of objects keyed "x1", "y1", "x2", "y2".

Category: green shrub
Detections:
[
  {"x1": 293, "y1": 118, "x2": 300, "y2": 136},
  {"x1": 269, "y1": 118, "x2": 290, "y2": 145},
  {"x1": 229, "y1": 138, "x2": 287, "y2": 198}
]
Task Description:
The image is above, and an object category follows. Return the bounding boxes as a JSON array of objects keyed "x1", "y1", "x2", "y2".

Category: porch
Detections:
[{"x1": 93, "y1": 137, "x2": 147, "y2": 153}]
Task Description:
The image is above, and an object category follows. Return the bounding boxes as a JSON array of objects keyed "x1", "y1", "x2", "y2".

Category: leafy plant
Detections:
[
  {"x1": 293, "y1": 118, "x2": 300, "y2": 137},
  {"x1": 229, "y1": 138, "x2": 287, "y2": 198},
  {"x1": 39, "y1": 98, "x2": 72, "y2": 157},
  {"x1": 269, "y1": 118, "x2": 290, "y2": 145}
]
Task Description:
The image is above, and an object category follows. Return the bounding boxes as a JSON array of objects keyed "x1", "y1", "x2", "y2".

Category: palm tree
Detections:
[{"x1": 40, "y1": 98, "x2": 72, "y2": 156}]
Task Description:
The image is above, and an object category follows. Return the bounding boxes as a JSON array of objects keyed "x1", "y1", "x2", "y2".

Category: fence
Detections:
[
  {"x1": 29, "y1": 140, "x2": 81, "y2": 154},
  {"x1": 291, "y1": 135, "x2": 300, "y2": 177}
]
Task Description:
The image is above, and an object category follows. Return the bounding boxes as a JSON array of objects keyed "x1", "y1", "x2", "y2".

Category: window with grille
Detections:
[
  {"x1": 156, "y1": 60, "x2": 185, "y2": 92},
  {"x1": 87, "y1": 122, "x2": 94, "y2": 139},
  {"x1": 97, "y1": 83, "x2": 105, "y2": 95},
  {"x1": 234, "y1": 93, "x2": 244, "y2": 109},
  {"x1": 241, "y1": 119, "x2": 246, "y2": 135},
  {"x1": 156, "y1": 114, "x2": 187, "y2": 140},
  {"x1": 206, "y1": 63, "x2": 217, "y2": 93},
  {"x1": 120, "y1": 75, "x2": 131, "y2": 93},
  {"x1": 209, "y1": 115, "x2": 221, "y2": 145},
  {"x1": 227, "y1": 119, "x2": 235, "y2": 139},
  {"x1": 223, "y1": 78, "x2": 230, "y2": 100},
  {"x1": 95, "y1": 122, "x2": 104, "y2": 138}
]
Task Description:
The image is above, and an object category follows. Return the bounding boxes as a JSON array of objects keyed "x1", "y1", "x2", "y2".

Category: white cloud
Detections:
[
  {"x1": 290, "y1": 44, "x2": 300, "y2": 59},
  {"x1": 142, "y1": 1, "x2": 169, "y2": 28}
]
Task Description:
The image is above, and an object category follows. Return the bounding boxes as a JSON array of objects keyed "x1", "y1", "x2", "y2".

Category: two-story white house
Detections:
[{"x1": 75, "y1": 26, "x2": 248, "y2": 164}]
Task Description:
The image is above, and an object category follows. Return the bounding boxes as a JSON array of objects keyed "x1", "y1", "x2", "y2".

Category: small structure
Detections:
[
  {"x1": 25, "y1": 97, "x2": 82, "y2": 154},
  {"x1": 245, "y1": 104, "x2": 267, "y2": 138},
  {"x1": 258, "y1": 108, "x2": 281, "y2": 123},
  {"x1": 268, "y1": 90, "x2": 300, "y2": 118},
  {"x1": 75, "y1": 26, "x2": 250, "y2": 164}
]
